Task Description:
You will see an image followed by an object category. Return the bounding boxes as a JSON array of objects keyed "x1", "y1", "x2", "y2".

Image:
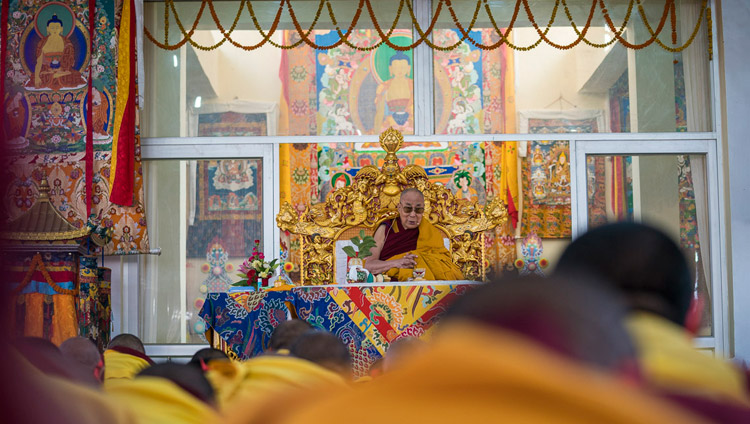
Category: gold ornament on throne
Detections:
[{"x1": 276, "y1": 128, "x2": 509, "y2": 285}]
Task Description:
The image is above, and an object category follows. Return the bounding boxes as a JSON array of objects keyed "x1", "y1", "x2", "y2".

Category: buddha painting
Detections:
[
  {"x1": 549, "y1": 151, "x2": 570, "y2": 191},
  {"x1": 23, "y1": 5, "x2": 87, "y2": 92},
  {"x1": 91, "y1": 86, "x2": 111, "y2": 140},
  {"x1": 373, "y1": 52, "x2": 414, "y2": 134}
]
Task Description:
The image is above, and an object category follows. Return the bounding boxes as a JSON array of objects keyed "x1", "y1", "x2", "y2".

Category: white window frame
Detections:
[
  {"x1": 572, "y1": 137, "x2": 728, "y2": 353},
  {"x1": 134, "y1": 140, "x2": 277, "y2": 354},
  {"x1": 119, "y1": 0, "x2": 728, "y2": 358}
]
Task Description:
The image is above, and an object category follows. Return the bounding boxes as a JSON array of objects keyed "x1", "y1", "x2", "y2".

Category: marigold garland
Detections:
[{"x1": 143, "y1": 0, "x2": 710, "y2": 54}]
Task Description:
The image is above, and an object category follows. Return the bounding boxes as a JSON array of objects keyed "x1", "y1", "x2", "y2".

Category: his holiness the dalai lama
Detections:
[{"x1": 364, "y1": 188, "x2": 464, "y2": 281}]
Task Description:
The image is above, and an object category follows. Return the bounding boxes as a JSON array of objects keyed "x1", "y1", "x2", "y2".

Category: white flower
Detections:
[
  {"x1": 13, "y1": 11, "x2": 21, "y2": 19},
  {"x1": 259, "y1": 272, "x2": 269, "y2": 278},
  {"x1": 252, "y1": 259, "x2": 263, "y2": 269}
]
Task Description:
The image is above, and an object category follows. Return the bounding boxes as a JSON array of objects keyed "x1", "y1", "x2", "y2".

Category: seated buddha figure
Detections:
[
  {"x1": 364, "y1": 188, "x2": 464, "y2": 281},
  {"x1": 373, "y1": 52, "x2": 414, "y2": 134},
  {"x1": 27, "y1": 14, "x2": 86, "y2": 91}
]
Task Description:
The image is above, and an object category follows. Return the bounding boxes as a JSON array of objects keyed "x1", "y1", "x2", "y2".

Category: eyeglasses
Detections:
[{"x1": 401, "y1": 206, "x2": 424, "y2": 214}]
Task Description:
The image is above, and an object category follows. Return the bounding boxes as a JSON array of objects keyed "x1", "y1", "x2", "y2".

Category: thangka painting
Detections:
[
  {"x1": 2, "y1": 0, "x2": 149, "y2": 254},
  {"x1": 187, "y1": 112, "x2": 266, "y2": 259},
  {"x1": 316, "y1": 142, "x2": 487, "y2": 204},
  {"x1": 279, "y1": 143, "x2": 319, "y2": 282},
  {"x1": 279, "y1": 28, "x2": 513, "y2": 137},
  {"x1": 433, "y1": 29, "x2": 514, "y2": 134},
  {"x1": 197, "y1": 159, "x2": 262, "y2": 221},
  {"x1": 522, "y1": 140, "x2": 572, "y2": 238},
  {"x1": 5, "y1": 0, "x2": 117, "y2": 153},
  {"x1": 315, "y1": 29, "x2": 414, "y2": 135},
  {"x1": 609, "y1": 71, "x2": 630, "y2": 133},
  {"x1": 187, "y1": 159, "x2": 264, "y2": 259},
  {"x1": 519, "y1": 111, "x2": 605, "y2": 238},
  {"x1": 196, "y1": 112, "x2": 267, "y2": 137}
]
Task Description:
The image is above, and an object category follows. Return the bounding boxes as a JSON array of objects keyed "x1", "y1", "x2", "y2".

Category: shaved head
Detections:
[
  {"x1": 60, "y1": 337, "x2": 101, "y2": 368},
  {"x1": 108, "y1": 333, "x2": 145, "y2": 354},
  {"x1": 399, "y1": 188, "x2": 424, "y2": 202},
  {"x1": 269, "y1": 319, "x2": 313, "y2": 352},
  {"x1": 60, "y1": 337, "x2": 103, "y2": 383},
  {"x1": 291, "y1": 331, "x2": 352, "y2": 378}
]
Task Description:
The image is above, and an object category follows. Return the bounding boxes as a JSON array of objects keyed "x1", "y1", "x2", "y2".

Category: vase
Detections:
[
  {"x1": 255, "y1": 277, "x2": 270, "y2": 290},
  {"x1": 347, "y1": 256, "x2": 366, "y2": 284}
]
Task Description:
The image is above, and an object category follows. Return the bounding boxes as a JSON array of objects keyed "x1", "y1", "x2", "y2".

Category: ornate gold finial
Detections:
[
  {"x1": 38, "y1": 177, "x2": 51, "y2": 201},
  {"x1": 379, "y1": 127, "x2": 403, "y2": 154},
  {"x1": 378, "y1": 128, "x2": 406, "y2": 197}
]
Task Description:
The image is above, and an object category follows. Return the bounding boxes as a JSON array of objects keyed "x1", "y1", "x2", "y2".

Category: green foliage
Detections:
[{"x1": 343, "y1": 230, "x2": 377, "y2": 258}]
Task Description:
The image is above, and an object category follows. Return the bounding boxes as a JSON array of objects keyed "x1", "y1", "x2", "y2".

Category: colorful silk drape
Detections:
[{"x1": 199, "y1": 284, "x2": 477, "y2": 377}]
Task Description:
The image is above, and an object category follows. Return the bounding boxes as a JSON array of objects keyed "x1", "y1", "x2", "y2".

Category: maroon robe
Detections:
[{"x1": 379, "y1": 218, "x2": 419, "y2": 261}]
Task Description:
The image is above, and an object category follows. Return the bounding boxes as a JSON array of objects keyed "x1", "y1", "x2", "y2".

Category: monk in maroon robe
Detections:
[{"x1": 365, "y1": 189, "x2": 463, "y2": 281}]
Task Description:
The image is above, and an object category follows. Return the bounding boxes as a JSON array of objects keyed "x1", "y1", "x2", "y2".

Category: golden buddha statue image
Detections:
[{"x1": 373, "y1": 52, "x2": 414, "y2": 134}]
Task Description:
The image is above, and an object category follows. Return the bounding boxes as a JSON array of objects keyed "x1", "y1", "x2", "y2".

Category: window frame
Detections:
[
  {"x1": 573, "y1": 137, "x2": 728, "y2": 353},
  {"x1": 125, "y1": 0, "x2": 727, "y2": 358}
]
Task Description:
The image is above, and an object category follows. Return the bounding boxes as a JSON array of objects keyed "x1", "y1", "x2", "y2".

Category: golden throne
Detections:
[{"x1": 276, "y1": 128, "x2": 509, "y2": 285}]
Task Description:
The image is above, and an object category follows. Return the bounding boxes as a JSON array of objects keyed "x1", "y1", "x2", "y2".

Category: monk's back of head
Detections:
[
  {"x1": 108, "y1": 333, "x2": 146, "y2": 354},
  {"x1": 268, "y1": 319, "x2": 312, "y2": 352},
  {"x1": 59, "y1": 336, "x2": 103, "y2": 382},
  {"x1": 383, "y1": 337, "x2": 427, "y2": 372},
  {"x1": 290, "y1": 330, "x2": 352, "y2": 378},
  {"x1": 444, "y1": 275, "x2": 637, "y2": 374},
  {"x1": 189, "y1": 347, "x2": 229, "y2": 368},
  {"x1": 138, "y1": 363, "x2": 216, "y2": 405},
  {"x1": 555, "y1": 222, "x2": 692, "y2": 326}
]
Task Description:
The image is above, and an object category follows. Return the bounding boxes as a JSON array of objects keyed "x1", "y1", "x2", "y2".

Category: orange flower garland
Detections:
[{"x1": 144, "y1": 0, "x2": 710, "y2": 54}]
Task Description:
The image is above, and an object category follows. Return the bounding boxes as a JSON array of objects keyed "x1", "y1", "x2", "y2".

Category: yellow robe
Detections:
[
  {"x1": 106, "y1": 377, "x2": 220, "y2": 424},
  {"x1": 207, "y1": 354, "x2": 348, "y2": 413},
  {"x1": 221, "y1": 322, "x2": 711, "y2": 424},
  {"x1": 382, "y1": 219, "x2": 464, "y2": 281},
  {"x1": 103, "y1": 349, "x2": 151, "y2": 382},
  {"x1": 627, "y1": 312, "x2": 750, "y2": 404}
]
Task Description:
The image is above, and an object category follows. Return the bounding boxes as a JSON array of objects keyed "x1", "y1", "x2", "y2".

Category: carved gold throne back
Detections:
[{"x1": 276, "y1": 128, "x2": 509, "y2": 285}]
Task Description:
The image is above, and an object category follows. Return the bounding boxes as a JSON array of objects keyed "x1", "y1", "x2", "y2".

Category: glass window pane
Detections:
[
  {"x1": 586, "y1": 154, "x2": 712, "y2": 335},
  {"x1": 433, "y1": 0, "x2": 711, "y2": 134},
  {"x1": 140, "y1": 158, "x2": 264, "y2": 343},
  {"x1": 142, "y1": 1, "x2": 413, "y2": 138}
]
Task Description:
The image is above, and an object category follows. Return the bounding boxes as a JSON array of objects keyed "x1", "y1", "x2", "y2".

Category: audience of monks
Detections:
[{"x1": 3, "y1": 222, "x2": 750, "y2": 423}]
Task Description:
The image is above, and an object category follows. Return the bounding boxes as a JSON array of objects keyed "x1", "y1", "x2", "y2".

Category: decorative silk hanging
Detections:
[
  {"x1": 86, "y1": 0, "x2": 96, "y2": 215},
  {"x1": 110, "y1": 0, "x2": 137, "y2": 206}
]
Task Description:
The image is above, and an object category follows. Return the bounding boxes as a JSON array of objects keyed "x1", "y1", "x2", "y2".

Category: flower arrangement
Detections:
[
  {"x1": 343, "y1": 230, "x2": 377, "y2": 284},
  {"x1": 233, "y1": 240, "x2": 280, "y2": 287}
]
